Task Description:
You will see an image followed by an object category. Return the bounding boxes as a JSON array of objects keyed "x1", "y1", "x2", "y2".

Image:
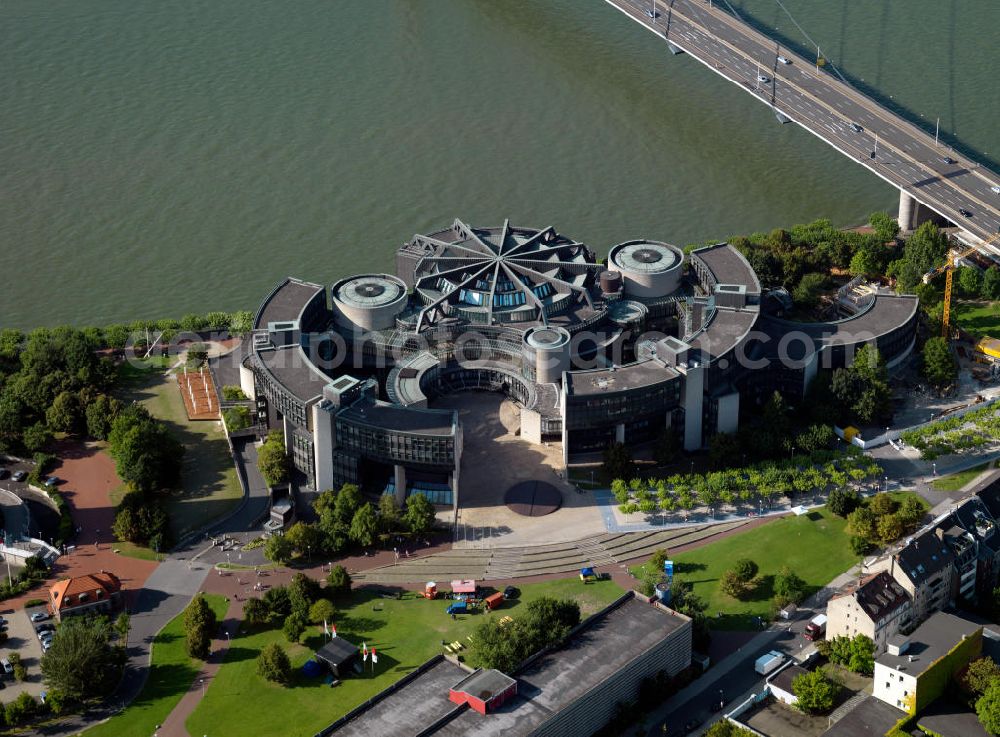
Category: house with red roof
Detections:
[{"x1": 47, "y1": 571, "x2": 123, "y2": 622}]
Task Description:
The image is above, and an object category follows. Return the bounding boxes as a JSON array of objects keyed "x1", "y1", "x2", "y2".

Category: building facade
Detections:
[
  {"x1": 244, "y1": 219, "x2": 919, "y2": 500},
  {"x1": 48, "y1": 571, "x2": 122, "y2": 622},
  {"x1": 826, "y1": 571, "x2": 913, "y2": 653}
]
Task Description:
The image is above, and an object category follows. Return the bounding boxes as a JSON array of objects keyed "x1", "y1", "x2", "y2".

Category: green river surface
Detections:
[{"x1": 2, "y1": 0, "x2": 998, "y2": 329}]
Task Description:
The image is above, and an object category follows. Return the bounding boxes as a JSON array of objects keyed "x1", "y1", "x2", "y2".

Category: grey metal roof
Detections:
[
  {"x1": 876, "y1": 612, "x2": 981, "y2": 674},
  {"x1": 895, "y1": 528, "x2": 955, "y2": 585},
  {"x1": 254, "y1": 277, "x2": 326, "y2": 330}
]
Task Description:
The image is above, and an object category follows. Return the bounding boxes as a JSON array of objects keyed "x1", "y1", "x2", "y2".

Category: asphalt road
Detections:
[{"x1": 606, "y1": 0, "x2": 1000, "y2": 245}]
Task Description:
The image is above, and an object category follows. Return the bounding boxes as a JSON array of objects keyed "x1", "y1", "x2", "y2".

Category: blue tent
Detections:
[{"x1": 302, "y1": 659, "x2": 324, "y2": 677}]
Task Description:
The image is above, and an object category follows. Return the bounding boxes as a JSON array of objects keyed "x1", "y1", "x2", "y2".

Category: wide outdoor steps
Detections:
[{"x1": 351, "y1": 521, "x2": 748, "y2": 585}]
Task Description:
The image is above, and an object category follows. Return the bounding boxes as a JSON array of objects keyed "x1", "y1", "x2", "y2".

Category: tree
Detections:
[
  {"x1": 869, "y1": 211, "x2": 900, "y2": 243},
  {"x1": 229, "y1": 311, "x2": 255, "y2": 336},
  {"x1": 283, "y1": 612, "x2": 306, "y2": 643},
  {"x1": 795, "y1": 424, "x2": 835, "y2": 453},
  {"x1": 649, "y1": 548, "x2": 670, "y2": 573},
  {"x1": 977, "y1": 680, "x2": 1000, "y2": 736},
  {"x1": 114, "y1": 612, "x2": 131, "y2": 643},
  {"x1": 602, "y1": 442, "x2": 634, "y2": 482},
  {"x1": 870, "y1": 494, "x2": 897, "y2": 516},
  {"x1": 794, "y1": 272, "x2": 828, "y2": 310},
  {"x1": 243, "y1": 598, "x2": 269, "y2": 627},
  {"x1": 793, "y1": 667, "x2": 841, "y2": 714},
  {"x1": 262, "y1": 586, "x2": 292, "y2": 623},
  {"x1": 732, "y1": 559, "x2": 758, "y2": 583},
  {"x1": 832, "y1": 344, "x2": 892, "y2": 424},
  {"x1": 309, "y1": 598, "x2": 335, "y2": 625},
  {"x1": 403, "y1": 493, "x2": 435, "y2": 537},
  {"x1": 982, "y1": 267, "x2": 1000, "y2": 300},
  {"x1": 847, "y1": 635, "x2": 875, "y2": 675},
  {"x1": 40, "y1": 616, "x2": 119, "y2": 702},
  {"x1": 849, "y1": 247, "x2": 881, "y2": 278},
  {"x1": 9, "y1": 652, "x2": 25, "y2": 682},
  {"x1": 85, "y1": 394, "x2": 122, "y2": 440},
  {"x1": 349, "y1": 502, "x2": 377, "y2": 548},
  {"x1": 850, "y1": 535, "x2": 871, "y2": 555},
  {"x1": 264, "y1": 534, "x2": 294, "y2": 564},
  {"x1": 848, "y1": 506, "x2": 878, "y2": 542},
  {"x1": 958, "y1": 266, "x2": 982, "y2": 296},
  {"x1": 284, "y1": 522, "x2": 323, "y2": 559},
  {"x1": 377, "y1": 493, "x2": 399, "y2": 533},
  {"x1": 897, "y1": 495, "x2": 925, "y2": 527},
  {"x1": 704, "y1": 722, "x2": 757, "y2": 737},
  {"x1": 288, "y1": 572, "x2": 321, "y2": 619},
  {"x1": 257, "y1": 430, "x2": 290, "y2": 487},
  {"x1": 827, "y1": 488, "x2": 860, "y2": 517},
  {"x1": 922, "y1": 337, "x2": 958, "y2": 387},
  {"x1": 46, "y1": 391, "x2": 83, "y2": 434},
  {"x1": 184, "y1": 593, "x2": 217, "y2": 659},
  {"x1": 22, "y1": 421, "x2": 53, "y2": 452},
  {"x1": 877, "y1": 514, "x2": 905, "y2": 545},
  {"x1": 257, "y1": 642, "x2": 292, "y2": 684},
  {"x1": 107, "y1": 406, "x2": 184, "y2": 492},
  {"x1": 326, "y1": 565, "x2": 352, "y2": 601},
  {"x1": 962, "y1": 657, "x2": 1000, "y2": 696},
  {"x1": 774, "y1": 566, "x2": 807, "y2": 605},
  {"x1": 112, "y1": 491, "x2": 169, "y2": 547}
]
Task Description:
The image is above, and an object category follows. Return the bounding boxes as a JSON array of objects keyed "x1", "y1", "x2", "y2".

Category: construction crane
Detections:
[{"x1": 922, "y1": 232, "x2": 1000, "y2": 339}]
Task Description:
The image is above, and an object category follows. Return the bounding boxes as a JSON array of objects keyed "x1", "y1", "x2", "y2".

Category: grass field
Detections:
[
  {"x1": 82, "y1": 594, "x2": 229, "y2": 737},
  {"x1": 954, "y1": 300, "x2": 1000, "y2": 339},
  {"x1": 932, "y1": 462, "x2": 992, "y2": 492},
  {"x1": 117, "y1": 370, "x2": 243, "y2": 544},
  {"x1": 186, "y1": 577, "x2": 623, "y2": 737},
  {"x1": 629, "y1": 493, "x2": 927, "y2": 631}
]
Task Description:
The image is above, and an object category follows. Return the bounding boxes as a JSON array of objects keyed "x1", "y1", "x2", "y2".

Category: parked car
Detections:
[
  {"x1": 30, "y1": 612, "x2": 49, "y2": 623},
  {"x1": 11, "y1": 471, "x2": 26, "y2": 482},
  {"x1": 757, "y1": 74, "x2": 770, "y2": 83},
  {"x1": 777, "y1": 55, "x2": 791, "y2": 64},
  {"x1": 991, "y1": 185, "x2": 1000, "y2": 194},
  {"x1": 959, "y1": 208, "x2": 973, "y2": 218},
  {"x1": 41, "y1": 640, "x2": 53, "y2": 652},
  {"x1": 503, "y1": 586, "x2": 519, "y2": 600},
  {"x1": 942, "y1": 156, "x2": 957, "y2": 165},
  {"x1": 43, "y1": 476, "x2": 59, "y2": 487}
]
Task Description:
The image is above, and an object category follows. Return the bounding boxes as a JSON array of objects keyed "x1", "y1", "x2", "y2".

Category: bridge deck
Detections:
[{"x1": 604, "y1": 0, "x2": 1000, "y2": 249}]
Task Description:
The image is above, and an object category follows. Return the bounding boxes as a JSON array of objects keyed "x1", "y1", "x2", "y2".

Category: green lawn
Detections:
[
  {"x1": 117, "y1": 371, "x2": 243, "y2": 543},
  {"x1": 186, "y1": 577, "x2": 623, "y2": 737},
  {"x1": 634, "y1": 506, "x2": 863, "y2": 631},
  {"x1": 953, "y1": 300, "x2": 1000, "y2": 339},
  {"x1": 933, "y1": 462, "x2": 992, "y2": 492},
  {"x1": 82, "y1": 594, "x2": 230, "y2": 737}
]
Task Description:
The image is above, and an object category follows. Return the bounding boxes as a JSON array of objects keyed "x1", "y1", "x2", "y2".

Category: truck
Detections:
[
  {"x1": 804, "y1": 614, "x2": 828, "y2": 641},
  {"x1": 754, "y1": 651, "x2": 785, "y2": 676}
]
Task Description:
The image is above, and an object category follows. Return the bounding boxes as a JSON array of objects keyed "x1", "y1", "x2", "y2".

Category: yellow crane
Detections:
[{"x1": 922, "y1": 231, "x2": 1000, "y2": 338}]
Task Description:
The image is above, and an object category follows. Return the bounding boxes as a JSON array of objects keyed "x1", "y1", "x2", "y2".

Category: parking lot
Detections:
[{"x1": 0, "y1": 604, "x2": 49, "y2": 699}]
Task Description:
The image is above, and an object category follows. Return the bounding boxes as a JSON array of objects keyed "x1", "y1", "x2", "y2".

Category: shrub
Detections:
[
  {"x1": 326, "y1": 565, "x2": 352, "y2": 601},
  {"x1": 223, "y1": 405, "x2": 251, "y2": 432},
  {"x1": 222, "y1": 385, "x2": 247, "y2": 401},
  {"x1": 257, "y1": 642, "x2": 292, "y2": 684}
]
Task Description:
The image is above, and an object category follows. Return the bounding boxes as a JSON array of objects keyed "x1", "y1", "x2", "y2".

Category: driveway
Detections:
[{"x1": 0, "y1": 606, "x2": 48, "y2": 699}]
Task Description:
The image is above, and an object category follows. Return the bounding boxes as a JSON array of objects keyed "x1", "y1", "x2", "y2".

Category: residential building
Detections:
[
  {"x1": 47, "y1": 571, "x2": 123, "y2": 622},
  {"x1": 888, "y1": 527, "x2": 956, "y2": 623},
  {"x1": 827, "y1": 571, "x2": 912, "y2": 653},
  {"x1": 956, "y1": 489, "x2": 1000, "y2": 600},
  {"x1": 873, "y1": 612, "x2": 982, "y2": 715}
]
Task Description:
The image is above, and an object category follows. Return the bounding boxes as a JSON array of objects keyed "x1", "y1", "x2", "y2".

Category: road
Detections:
[
  {"x1": 631, "y1": 563, "x2": 865, "y2": 737},
  {"x1": 605, "y1": 0, "x2": 1000, "y2": 246}
]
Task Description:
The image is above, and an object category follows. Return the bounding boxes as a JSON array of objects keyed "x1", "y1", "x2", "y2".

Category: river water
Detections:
[{"x1": 2, "y1": 0, "x2": 997, "y2": 329}]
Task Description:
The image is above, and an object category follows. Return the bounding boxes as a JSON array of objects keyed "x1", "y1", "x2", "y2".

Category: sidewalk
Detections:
[{"x1": 155, "y1": 596, "x2": 240, "y2": 737}]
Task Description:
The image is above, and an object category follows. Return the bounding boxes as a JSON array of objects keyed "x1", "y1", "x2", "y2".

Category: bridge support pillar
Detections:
[{"x1": 898, "y1": 191, "x2": 916, "y2": 231}]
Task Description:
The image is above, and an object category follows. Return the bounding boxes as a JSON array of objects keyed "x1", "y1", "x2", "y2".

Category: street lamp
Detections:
[
  {"x1": 884, "y1": 476, "x2": 889, "y2": 492},
  {"x1": 200, "y1": 678, "x2": 205, "y2": 697},
  {"x1": 224, "y1": 631, "x2": 230, "y2": 645},
  {"x1": 932, "y1": 463, "x2": 937, "y2": 477}
]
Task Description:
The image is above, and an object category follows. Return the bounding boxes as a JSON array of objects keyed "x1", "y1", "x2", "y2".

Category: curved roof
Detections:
[
  {"x1": 253, "y1": 277, "x2": 326, "y2": 329},
  {"x1": 609, "y1": 240, "x2": 683, "y2": 274},
  {"x1": 407, "y1": 218, "x2": 604, "y2": 330},
  {"x1": 691, "y1": 243, "x2": 761, "y2": 295}
]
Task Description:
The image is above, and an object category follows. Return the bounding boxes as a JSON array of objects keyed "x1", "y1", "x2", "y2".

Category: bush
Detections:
[
  {"x1": 4, "y1": 692, "x2": 38, "y2": 726},
  {"x1": 793, "y1": 667, "x2": 841, "y2": 714},
  {"x1": 184, "y1": 594, "x2": 217, "y2": 660},
  {"x1": 9, "y1": 652, "x2": 25, "y2": 682},
  {"x1": 774, "y1": 566, "x2": 808, "y2": 606},
  {"x1": 257, "y1": 642, "x2": 292, "y2": 684},
  {"x1": 257, "y1": 431, "x2": 290, "y2": 487},
  {"x1": 732, "y1": 559, "x2": 759, "y2": 582},
  {"x1": 223, "y1": 405, "x2": 251, "y2": 432},
  {"x1": 326, "y1": 565, "x2": 352, "y2": 601},
  {"x1": 221, "y1": 385, "x2": 247, "y2": 401},
  {"x1": 283, "y1": 612, "x2": 306, "y2": 643},
  {"x1": 24, "y1": 598, "x2": 45, "y2": 608}
]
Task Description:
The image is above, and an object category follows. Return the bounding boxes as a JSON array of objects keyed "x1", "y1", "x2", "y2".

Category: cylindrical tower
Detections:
[
  {"x1": 599, "y1": 270, "x2": 623, "y2": 295},
  {"x1": 522, "y1": 326, "x2": 572, "y2": 385},
  {"x1": 331, "y1": 274, "x2": 408, "y2": 332},
  {"x1": 608, "y1": 241, "x2": 684, "y2": 299}
]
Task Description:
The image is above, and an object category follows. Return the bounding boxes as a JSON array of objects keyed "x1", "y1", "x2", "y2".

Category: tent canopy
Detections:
[{"x1": 451, "y1": 579, "x2": 477, "y2": 594}]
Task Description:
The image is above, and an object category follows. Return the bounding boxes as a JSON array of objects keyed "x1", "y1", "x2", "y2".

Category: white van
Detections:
[{"x1": 1, "y1": 657, "x2": 12, "y2": 675}]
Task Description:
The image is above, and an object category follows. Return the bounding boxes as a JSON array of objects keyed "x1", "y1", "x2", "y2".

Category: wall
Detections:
[{"x1": 912, "y1": 628, "x2": 982, "y2": 714}]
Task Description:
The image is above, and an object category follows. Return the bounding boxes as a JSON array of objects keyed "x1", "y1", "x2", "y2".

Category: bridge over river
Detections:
[{"x1": 606, "y1": 0, "x2": 1000, "y2": 253}]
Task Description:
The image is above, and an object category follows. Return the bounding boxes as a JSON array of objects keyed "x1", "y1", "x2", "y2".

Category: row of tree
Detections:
[
  {"x1": 844, "y1": 492, "x2": 926, "y2": 554},
  {"x1": 263, "y1": 484, "x2": 436, "y2": 564},
  {"x1": 475, "y1": 597, "x2": 580, "y2": 673}
]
